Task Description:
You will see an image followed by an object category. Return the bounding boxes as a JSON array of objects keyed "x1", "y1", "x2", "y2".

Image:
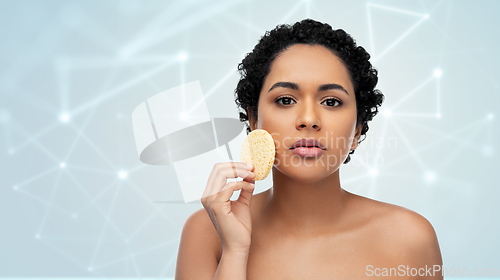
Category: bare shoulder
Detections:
[
  {"x1": 175, "y1": 208, "x2": 222, "y2": 280},
  {"x1": 346, "y1": 191, "x2": 443, "y2": 267},
  {"x1": 360, "y1": 195, "x2": 437, "y2": 241},
  {"x1": 182, "y1": 208, "x2": 222, "y2": 259}
]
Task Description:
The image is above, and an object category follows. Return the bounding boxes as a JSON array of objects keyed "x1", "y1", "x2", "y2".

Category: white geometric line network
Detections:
[{"x1": 3, "y1": 0, "x2": 497, "y2": 276}]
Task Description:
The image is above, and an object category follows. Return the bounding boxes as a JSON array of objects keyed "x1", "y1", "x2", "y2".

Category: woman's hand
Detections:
[{"x1": 201, "y1": 162, "x2": 256, "y2": 254}]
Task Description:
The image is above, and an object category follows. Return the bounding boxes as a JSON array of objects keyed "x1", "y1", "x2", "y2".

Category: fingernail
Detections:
[
  {"x1": 248, "y1": 171, "x2": 254, "y2": 176},
  {"x1": 246, "y1": 163, "x2": 253, "y2": 167},
  {"x1": 250, "y1": 183, "x2": 255, "y2": 187}
]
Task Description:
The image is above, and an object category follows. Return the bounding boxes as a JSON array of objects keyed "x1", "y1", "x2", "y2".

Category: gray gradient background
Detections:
[{"x1": 1, "y1": 0, "x2": 499, "y2": 278}]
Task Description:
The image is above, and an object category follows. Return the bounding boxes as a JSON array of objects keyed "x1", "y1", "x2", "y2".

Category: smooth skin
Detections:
[{"x1": 175, "y1": 44, "x2": 443, "y2": 279}]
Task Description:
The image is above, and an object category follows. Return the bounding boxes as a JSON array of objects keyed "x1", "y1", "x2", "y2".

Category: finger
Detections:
[
  {"x1": 230, "y1": 162, "x2": 238, "y2": 178},
  {"x1": 203, "y1": 163, "x2": 224, "y2": 201},
  {"x1": 203, "y1": 162, "x2": 253, "y2": 200},
  {"x1": 209, "y1": 181, "x2": 237, "y2": 215},
  {"x1": 211, "y1": 168, "x2": 254, "y2": 198},
  {"x1": 213, "y1": 181, "x2": 251, "y2": 208},
  {"x1": 236, "y1": 182, "x2": 256, "y2": 207},
  {"x1": 204, "y1": 172, "x2": 253, "y2": 213},
  {"x1": 242, "y1": 174, "x2": 256, "y2": 184}
]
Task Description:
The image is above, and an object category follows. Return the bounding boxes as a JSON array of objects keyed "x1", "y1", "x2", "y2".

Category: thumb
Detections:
[{"x1": 236, "y1": 182, "x2": 255, "y2": 207}]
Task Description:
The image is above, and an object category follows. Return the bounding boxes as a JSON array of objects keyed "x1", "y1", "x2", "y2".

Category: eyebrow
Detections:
[{"x1": 267, "y1": 81, "x2": 349, "y2": 95}]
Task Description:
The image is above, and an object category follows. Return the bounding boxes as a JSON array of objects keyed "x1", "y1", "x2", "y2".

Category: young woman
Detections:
[{"x1": 175, "y1": 19, "x2": 443, "y2": 279}]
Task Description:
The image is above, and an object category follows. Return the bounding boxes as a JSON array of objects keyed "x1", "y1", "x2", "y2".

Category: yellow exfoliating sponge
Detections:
[{"x1": 240, "y1": 129, "x2": 275, "y2": 180}]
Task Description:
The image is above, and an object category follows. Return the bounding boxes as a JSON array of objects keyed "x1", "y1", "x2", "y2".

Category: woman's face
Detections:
[{"x1": 248, "y1": 44, "x2": 362, "y2": 184}]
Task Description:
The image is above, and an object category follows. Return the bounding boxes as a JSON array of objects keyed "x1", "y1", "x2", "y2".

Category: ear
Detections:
[
  {"x1": 247, "y1": 106, "x2": 257, "y2": 131},
  {"x1": 350, "y1": 124, "x2": 363, "y2": 151}
]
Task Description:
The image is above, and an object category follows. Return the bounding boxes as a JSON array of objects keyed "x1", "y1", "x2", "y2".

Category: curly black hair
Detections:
[{"x1": 234, "y1": 18, "x2": 384, "y2": 164}]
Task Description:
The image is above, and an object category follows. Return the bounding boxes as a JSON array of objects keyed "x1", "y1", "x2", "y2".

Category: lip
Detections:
[
  {"x1": 291, "y1": 147, "x2": 325, "y2": 157},
  {"x1": 291, "y1": 138, "x2": 326, "y2": 150}
]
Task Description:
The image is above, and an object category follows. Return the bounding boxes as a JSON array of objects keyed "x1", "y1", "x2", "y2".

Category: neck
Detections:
[{"x1": 261, "y1": 167, "x2": 348, "y2": 238}]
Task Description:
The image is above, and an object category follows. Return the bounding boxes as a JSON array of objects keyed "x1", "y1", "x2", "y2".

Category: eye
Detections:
[
  {"x1": 275, "y1": 96, "x2": 296, "y2": 106},
  {"x1": 321, "y1": 98, "x2": 343, "y2": 107}
]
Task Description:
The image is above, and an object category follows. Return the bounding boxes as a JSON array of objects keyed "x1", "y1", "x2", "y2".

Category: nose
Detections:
[{"x1": 296, "y1": 98, "x2": 321, "y2": 131}]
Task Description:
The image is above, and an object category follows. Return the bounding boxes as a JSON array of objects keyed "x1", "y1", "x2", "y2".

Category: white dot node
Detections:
[
  {"x1": 118, "y1": 170, "x2": 128, "y2": 179},
  {"x1": 178, "y1": 51, "x2": 188, "y2": 62},
  {"x1": 124, "y1": 239, "x2": 129, "y2": 243},
  {"x1": 72, "y1": 213, "x2": 78, "y2": 219},
  {"x1": 482, "y1": 146, "x2": 494, "y2": 157},
  {"x1": 8, "y1": 148, "x2": 15, "y2": 155},
  {"x1": 487, "y1": 113, "x2": 494, "y2": 120},
  {"x1": 60, "y1": 162, "x2": 66, "y2": 168},
  {"x1": 424, "y1": 14, "x2": 430, "y2": 19},
  {"x1": 13, "y1": 185, "x2": 18, "y2": 190},
  {"x1": 424, "y1": 171, "x2": 437, "y2": 184},
  {"x1": 433, "y1": 69, "x2": 442, "y2": 78},
  {"x1": 382, "y1": 109, "x2": 392, "y2": 117},
  {"x1": 60, "y1": 112, "x2": 71, "y2": 123},
  {"x1": 88, "y1": 267, "x2": 93, "y2": 271},
  {"x1": 369, "y1": 168, "x2": 378, "y2": 176},
  {"x1": 35, "y1": 234, "x2": 40, "y2": 239},
  {"x1": 436, "y1": 113, "x2": 441, "y2": 119}
]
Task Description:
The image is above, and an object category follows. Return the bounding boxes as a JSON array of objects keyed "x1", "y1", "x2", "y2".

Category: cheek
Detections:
[
  {"x1": 324, "y1": 117, "x2": 358, "y2": 148},
  {"x1": 256, "y1": 104, "x2": 280, "y2": 129},
  {"x1": 259, "y1": 106, "x2": 298, "y2": 130}
]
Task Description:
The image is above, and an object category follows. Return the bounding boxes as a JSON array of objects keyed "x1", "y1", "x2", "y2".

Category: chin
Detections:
[
  {"x1": 279, "y1": 150, "x2": 343, "y2": 169},
  {"x1": 274, "y1": 160, "x2": 337, "y2": 184}
]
